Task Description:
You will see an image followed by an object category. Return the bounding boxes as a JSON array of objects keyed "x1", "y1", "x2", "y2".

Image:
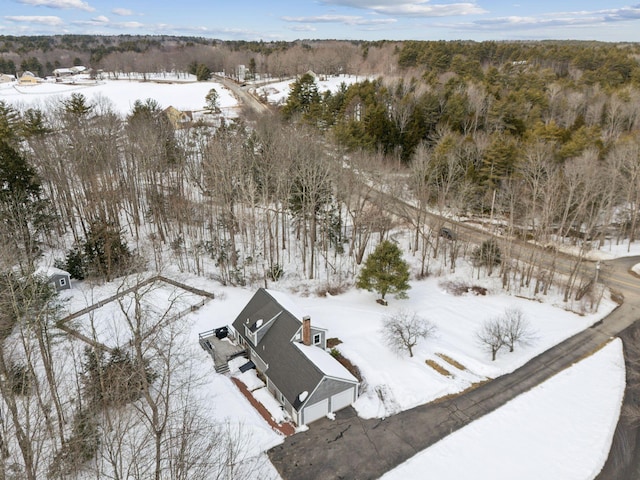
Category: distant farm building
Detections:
[
  {"x1": 163, "y1": 106, "x2": 193, "y2": 129},
  {"x1": 18, "y1": 71, "x2": 39, "y2": 85}
]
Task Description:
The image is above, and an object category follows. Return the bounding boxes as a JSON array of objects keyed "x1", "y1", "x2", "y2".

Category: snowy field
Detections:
[
  {"x1": 381, "y1": 339, "x2": 625, "y2": 480},
  {"x1": 0, "y1": 76, "x2": 239, "y2": 117},
  {"x1": 256, "y1": 73, "x2": 370, "y2": 105}
]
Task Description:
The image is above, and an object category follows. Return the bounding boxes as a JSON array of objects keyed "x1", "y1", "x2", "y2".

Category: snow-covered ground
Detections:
[
  {"x1": 58, "y1": 275, "x2": 284, "y2": 479},
  {"x1": 381, "y1": 339, "x2": 625, "y2": 480},
  {"x1": 41, "y1": 257, "x2": 629, "y2": 480},
  {"x1": 0, "y1": 77, "x2": 239, "y2": 118},
  {"x1": 187, "y1": 271, "x2": 616, "y2": 420},
  {"x1": 256, "y1": 73, "x2": 370, "y2": 105}
]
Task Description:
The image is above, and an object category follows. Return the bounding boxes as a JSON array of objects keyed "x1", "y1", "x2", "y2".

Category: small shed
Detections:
[{"x1": 36, "y1": 267, "x2": 72, "y2": 292}]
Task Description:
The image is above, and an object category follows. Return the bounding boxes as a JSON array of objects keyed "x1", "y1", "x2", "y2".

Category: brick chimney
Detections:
[{"x1": 302, "y1": 316, "x2": 311, "y2": 346}]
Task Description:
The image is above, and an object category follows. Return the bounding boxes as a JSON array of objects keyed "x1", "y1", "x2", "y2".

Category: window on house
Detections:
[
  {"x1": 313, "y1": 334, "x2": 321, "y2": 345},
  {"x1": 59, "y1": 278, "x2": 66, "y2": 286}
]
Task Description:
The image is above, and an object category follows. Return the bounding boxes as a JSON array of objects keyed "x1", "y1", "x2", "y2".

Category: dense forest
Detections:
[{"x1": 1, "y1": 36, "x2": 640, "y2": 477}]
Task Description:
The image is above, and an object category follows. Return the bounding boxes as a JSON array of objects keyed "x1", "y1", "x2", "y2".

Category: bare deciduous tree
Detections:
[
  {"x1": 477, "y1": 317, "x2": 505, "y2": 361},
  {"x1": 478, "y1": 307, "x2": 536, "y2": 361},
  {"x1": 502, "y1": 307, "x2": 535, "y2": 352},
  {"x1": 381, "y1": 310, "x2": 437, "y2": 358}
]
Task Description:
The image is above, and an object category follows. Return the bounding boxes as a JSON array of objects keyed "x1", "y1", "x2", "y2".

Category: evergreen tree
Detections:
[
  {"x1": 195, "y1": 63, "x2": 211, "y2": 81},
  {"x1": 205, "y1": 88, "x2": 220, "y2": 113},
  {"x1": 0, "y1": 141, "x2": 52, "y2": 272},
  {"x1": 357, "y1": 240, "x2": 411, "y2": 301},
  {"x1": 282, "y1": 73, "x2": 320, "y2": 120},
  {"x1": 63, "y1": 92, "x2": 93, "y2": 118},
  {"x1": 0, "y1": 101, "x2": 21, "y2": 146},
  {"x1": 83, "y1": 221, "x2": 134, "y2": 281},
  {"x1": 21, "y1": 108, "x2": 50, "y2": 138}
]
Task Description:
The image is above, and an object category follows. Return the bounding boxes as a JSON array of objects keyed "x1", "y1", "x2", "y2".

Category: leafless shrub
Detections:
[
  {"x1": 476, "y1": 317, "x2": 506, "y2": 361},
  {"x1": 502, "y1": 307, "x2": 535, "y2": 352},
  {"x1": 477, "y1": 307, "x2": 537, "y2": 360},
  {"x1": 439, "y1": 280, "x2": 487, "y2": 296},
  {"x1": 315, "y1": 281, "x2": 348, "y2": 297},
  {"x1": 381, "y1": 310, "x2": 437, "y2": 358}
]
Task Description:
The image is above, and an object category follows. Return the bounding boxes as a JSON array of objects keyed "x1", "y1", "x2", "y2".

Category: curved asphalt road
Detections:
[
  {"x1": 212, "y1": 74, "x2": 272, "y2": 116},
  {"x1": 269, "y1": 256, "x2": 640, "y2": 479}
]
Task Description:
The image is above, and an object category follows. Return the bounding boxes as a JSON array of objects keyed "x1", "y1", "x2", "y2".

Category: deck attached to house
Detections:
[{"x1": 199, "y1": 329, "x2": 246, "y2": 374}]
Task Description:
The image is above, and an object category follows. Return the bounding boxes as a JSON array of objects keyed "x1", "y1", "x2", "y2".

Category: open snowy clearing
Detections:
[
  {"x1": 0, "y1": 77, "x2": 239, "y2": 117},
  {"x1": 256, "y1": 73, "x2": 370, "y2": 105},
  {"x1": 381, "y1": 339, "x2": 625, "y2": 480},
  {"x1": 187, "y1": 272, "x2": 616, "y2": 420}
]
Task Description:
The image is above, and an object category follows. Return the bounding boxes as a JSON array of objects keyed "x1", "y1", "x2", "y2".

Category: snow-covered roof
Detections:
[
  {"x1": 35, "y1": 266, "x2": 70, "y2": 278},
  {"x1": 294, "y1": 342, "x2": 358, "y2": 383},
  {"x1": 265, "y1": 289, "x2": 307, "y2": 321}
]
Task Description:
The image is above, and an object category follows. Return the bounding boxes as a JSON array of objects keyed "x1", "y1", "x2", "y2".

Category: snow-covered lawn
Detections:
[
  {"x1": 187, "y1": 272, "x2": 616, "y2": 419},
  {"x1": 256, "y1": 73, "x2": 370, "y2": 105},
  {"x1": 0, "y1": 78, "x2": 239, "y2": 117},
  {"x1": 380, "y1": 339, "x2": 626, "y2": 480}
]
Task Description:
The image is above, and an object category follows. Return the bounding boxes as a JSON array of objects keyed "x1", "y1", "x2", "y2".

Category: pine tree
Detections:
[
  {"x1": 357, "y1": 240, "x2": 411, "y2": 301},
  {"x1": 0, "y1": 141, "x2": 53, "y2": 272},
  {"x1": 282, "y1": 73, "x2": 320, "y2": 120},
  {"x1": 205, "y1": 88, "x2": 220, "y2": 113}
]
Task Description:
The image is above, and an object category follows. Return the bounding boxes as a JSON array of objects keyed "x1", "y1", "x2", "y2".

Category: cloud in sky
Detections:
[
  {"x1": 111, "y1": 8, "x2": 134, "y2": 16},
  {"x1": 282, "y1": 14, "x2": 397, "y2": 25},
  {"x1": 71, "y1": 17, "x2": 144, "y2": 29},
  {"x1": 5, "y1": 15, "x2": 64, "y2": 25},
  {"x1": 17, "y1": 0, "x2": 94, "y2": 12},
  {"x1": 455, "y1": 4, "x2": 640, "y2": 31},
  {"x1": 288, "y1": 25, "x2": 318, "y2": 32},
  {"x1": 320, "y1": 0, "x2": 485, "y2": 17}
]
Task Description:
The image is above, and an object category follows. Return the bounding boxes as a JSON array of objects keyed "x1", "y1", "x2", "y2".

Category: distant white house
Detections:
[
  {"x1": 236, "y1": 65, "x2": 246, "y2": 83},
  {"x1": 53, "y1": 66, "x2": 89, "y2": 82},
  {"x1": 36, "y1": 267, "x2": 72, "y2": 292}
]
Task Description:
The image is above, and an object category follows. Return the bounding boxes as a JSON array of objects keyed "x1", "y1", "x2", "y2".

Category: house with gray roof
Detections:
[
  {"x1": 36, "y1": 267, "x2": 71, "y2": 292},
  {"x1": 232, "y1": 288, "x2": 359, "y2": 425}
]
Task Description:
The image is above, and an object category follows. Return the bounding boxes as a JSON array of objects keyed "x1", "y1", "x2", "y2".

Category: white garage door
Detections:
[
  {"x1": 331, "y1": 388, "x2": 355, "y2": 412},
  {"x1": 303, "y1": 399, "x2": 329, "y2": 424}
]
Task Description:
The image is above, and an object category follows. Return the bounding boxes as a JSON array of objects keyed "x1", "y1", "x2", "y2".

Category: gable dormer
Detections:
[{"x1": 244, "y1": 311, "x2": 281, "y2": 346}]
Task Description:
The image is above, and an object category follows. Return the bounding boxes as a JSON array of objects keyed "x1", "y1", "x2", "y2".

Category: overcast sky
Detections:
[{"x1": 3, "y1": 0, "x2": 640, "y2": 42}]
